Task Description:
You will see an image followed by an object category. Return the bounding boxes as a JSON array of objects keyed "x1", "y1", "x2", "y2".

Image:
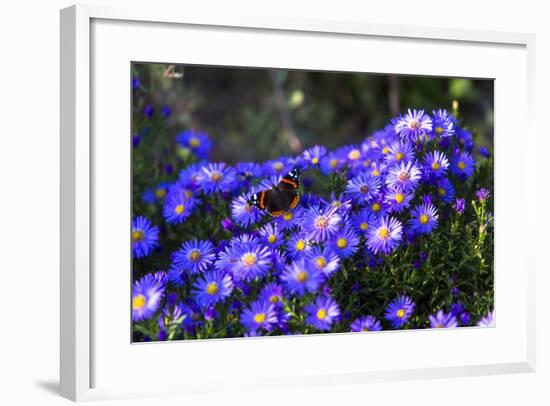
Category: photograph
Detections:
[{"x1": 130, "y1": 62, "x2": 494, "y2": 342}]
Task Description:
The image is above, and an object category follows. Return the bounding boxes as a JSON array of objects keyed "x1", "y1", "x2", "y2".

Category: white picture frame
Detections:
[{"x1": 60, "y1": 4, "x2": 537, "y2": 402}]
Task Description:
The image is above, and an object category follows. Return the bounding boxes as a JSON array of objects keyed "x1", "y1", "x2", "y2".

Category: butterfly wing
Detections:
[{"x1": 248, "y1": 168, "x2": 301, "y2": 216}]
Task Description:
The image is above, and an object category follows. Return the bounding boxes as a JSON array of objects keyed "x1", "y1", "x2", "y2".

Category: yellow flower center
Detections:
[
  {"x1": 273, "y1": 162, "x2": 284, "y2": 171},
  {"x1": 395, "y1": 193, "x2": 405, "y2": 204},
  {"x1": 371, "y1": 169, "x2": 380, "y2": 177},
  {"x1": 396, "y1": 309, "x2": 405, "y2": 318},
  {"x1": 409, "y1": 119, "x2": 420, "y2": 130},
  {"x1": 283, "y1": 212, "x2": 293, "y2": 221},
  {"x1": 337, "y1": 238, "x2": 348, "y2": 249},
  {"x1": 371, "y1": 203, "x2": 381, "y2": 212},
  {"x1": 359, "y1": 185, "x2": 369, "y2": 194},
  {"x1": 184, "y1": 190, "x2": 193, "y2": 199},
  {"x1": 295, "y1": 240, "x2": 306, "y2": 251},
  {"x1": 332, "y1": 201, "x2": 342, "y2": 208},
  {"x1": 398, "y1": 171, "x2": 409, "y2": 182},
  {"x1": 315, "y1": 257, "x2": 327, "y2": 269},
  {"x1": 189, "y1": 137, "x2": 200, "y2": 147},
  {"x1": 315, "y1": 216, "x2": 328, "y2": 229},
  {"x1": 206, "y1": 282, "x2": 218, "y2": 295},
  {"x1": 330, "y1": 159, "x2": 339, "y2": 168},
  {"x1": 189, "y1": 249, "x2": 202, "y2": 262},
  {"x1": 242, "y1": 253, "x2": 257, "y2": 266},
  {"x1": 269, "y1": 295, "x2": 279, "y2": 304},
  {"x1": 348, "y1": 149, "x2": 361, "y2": 160},
  {"x1": 438, "y1": 187, "x2": 446, "y2": 196},
  {"x1": 435, "y1": 126, "x2": 443, "y2": 135},
  {"x1": 155, "y1": 188, "x2": 166, "y2": 199},
  {"x1": 268, "y1": 235, "x2": 277, "y2": 244},
  {"x1": 296, "y1": 271, "x2": 309, "y2": 282},
  {"x1": 210, "y1": 171, "x2": 223, "y2": 182},
  {"x1": 395, "y1": 152, "x2": 404, "y2": 161},
  {"x1": 420, "y1": 214, "x2": 429, "y2": 224},
  {"x1": 311, "y1": 157, "x2": 319, "y2": 164},
  {"x1": 132, "y1": 294, "x2": 146, "y2": 310},
  {"x1": 362, "y1": 327, "x2": 369, "y2": 332},
  {"x1": 436, "y1": 323, "x2": 444, "y2": 328},
  {"x1": 132, "y1": 230, "x2": 144, "y2": 242},
  {"x1": 360, "y1": 222, "x2": 368, "y2": 230},
  {"x1": 431, "y1": 162, "x2": 441, "y2": 170},
  {"x1": 175, "y1": 204, "x2": 185, "y2": 215},
  {"x1": 244, "y1": 203, "x2": 252, "y2": 213},
  {"x1": 317, "y1": 308, "x2": 327, "y2": 320},
  {"x1": 382, "y1": 147, "x2": 390, "y2": 154},
  {"x1": 377, "y1": 227, "x2": 390, "y2": 240},
  {"x1": 254, "y1": 313, "x2": 266, "y2": 324},
  {"x1": 458, "y1": 161, "x2": 466, "y2": 170}
]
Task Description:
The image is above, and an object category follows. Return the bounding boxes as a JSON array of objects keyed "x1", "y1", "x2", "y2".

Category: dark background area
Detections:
[{"x1": 132, "y1": 63, "x2": 493, "y2": 164}]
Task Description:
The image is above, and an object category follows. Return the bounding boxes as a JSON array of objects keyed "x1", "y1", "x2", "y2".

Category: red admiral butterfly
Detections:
[{"x1": 248, "y1": 168, "x2": 301, "y2": 216}]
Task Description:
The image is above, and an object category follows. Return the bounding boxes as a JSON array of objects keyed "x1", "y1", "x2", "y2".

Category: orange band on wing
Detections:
[
  {"x1": 259, "y1": 191, "x2": 266, "y2": 209},
  {"x1": 280, "y1": 178, "x2": 298, "y2": 189},
  {"x1": 270, "y1": 210, "x2": 285, "y2": 217},
  {"x1": 289, "y1": 195, "x2": 300, "y2": 209}
]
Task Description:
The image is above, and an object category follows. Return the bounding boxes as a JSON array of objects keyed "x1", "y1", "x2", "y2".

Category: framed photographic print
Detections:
[{"x1": 60, "y1": 4, "x2": 536, "y2": 402}]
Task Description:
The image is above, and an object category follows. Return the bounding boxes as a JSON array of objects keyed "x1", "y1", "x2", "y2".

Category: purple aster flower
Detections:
[
  {"x1": 385, "y1": 140, "x2": 415, "y2": 165},
  {"x1": 436, "y1": 178, "x2": 456, "y2": 204},
  {"x1": 231, "y1": 194, "x2": 263, "y2": 227},
  {"x1": 258, "y1": 282, "x2": 285, "y2": 306},
  {"x1": 192, "y1": 271, "x2": 233, "y2": 307},
  {"x1": 454, "y1": 197, "x2": 466, "y2": 214},
  {"x1": 275, "y1": 206, "x2": 304, "y2": 231},
  {"x1": 301, "y1": 205, "x2": 341, "y2": 242},
  {"x1": 132, "y1": 134, "x2": 141, "y2": 148},
  {"x1": 326, "y1": 192, "x2": 353, "y2": 214},
  {"x1": 409, "y1": 203, "x2": 439, "y2": 234},
  {"x1": 345, "y1": 174, "x2": 382, "y2": 204},
  {"x1": 280, "y1": 258, "x2": 325, "y2": 297},
  {"x1": 394, "y1": 109, "x2": 433, "y2": 142},
  {"x1": 429, "y1": 310, "x2": 458, "y2": 328},
  {"x1": 153, "y1": 182, "x2": 171, "y2": 200},
  {"x1": 431, "y1": 109, "x2": 455, "y2": 138},
  {"x1": 305, "y1": 295, "x2": 341, "y2": 331},
  {"x1": 477, "y1": 310, "x2": 495, "y2": 327},
  {"x1": 329, "y1": 226, "x2": 360, "y2": 259},
  {"x1": 286, "y1": 232, "x2": 312, "y2": 259},
  {"x1": 228, "y1": 240, "x2": 272, "y2": 282},
  {"x1": 476, "y1": 188, "x2": 491, "y2": 203},
  {"x1": 423, "y1": 150, "x2": 449, "y2": 178},
  {"x1": 319, "y1": 152, "x2": 343, "y2": 175},
  {"x1": 450, "y1": 302, "x2": 465, "y2": 317},
  {"x1": 163, "y1": 192, "x2": 194, "y2": 224},
  {"x1": 132, "y1": 216, "x2": 159, "y2": 258},
  {"x1": 258, "y1": 223, "x2": 283, "y2": 248},
  {"x1": 240, "y1": 300, "x2": 278, "y2": 333},
  {"x1": 236, "y1": 161, "x2": 262, "y2": 180},
  {"x1": 386, "y1": 161, "x2": 422, "y2": 193},
  {"x1": 456, "y1": 127, "x2": 474, "y2": 151},
  {"x1": 262, "y1": 158, "x2": 293, "y2": 177},
  {"x1": 132, "y1": 273, "x2": 165, "y2": 322},
  {"x1": 384, "y1": 295, "x2": 415, "y2": 328},
  {"x1": 302, "y1": 145, "x2": 327, "y2": 167},
  {"x1": 176, "y1": 130, "x2": 213, "y2": 160},
  {"x1": 384, "y1": 188, "x2": 413, "y2": 214},
  {"x1": 178, "y1": 161, "x2": 207, "y2": 188},
  {"x1": 306, "y1": 246, "x2": 341, "y2": 277},
  {"x1": 132, "y1": 77, "x2": 140, "y2": 90},
  {"x1": 350, "y1": 315, "x2": 383, "y2": 332},
  {"x1": 451, "y1": 151, "x2": 476, "y2": 179},
  {"x1": 171, "y1": 239, "x2": 216, "y2": 276},
  {"x1": 197, "y1": 163, "x2": 237, "y2": 194},
  {"x1": 351, "y1": 209, "x2": 378, "y2": 235},
  {"x1": 366, "y1": 216, "x2": 403, "y2": 255}
]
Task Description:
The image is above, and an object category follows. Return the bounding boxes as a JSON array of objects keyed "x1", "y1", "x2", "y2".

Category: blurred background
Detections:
[{"x1": 132, "y1": 63, "x2": 493, "y2": 163}]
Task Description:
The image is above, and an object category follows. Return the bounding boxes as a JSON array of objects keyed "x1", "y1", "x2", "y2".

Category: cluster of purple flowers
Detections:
[{"x1": 132, "y1": 108, "x2": 494, "y2": 340}]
